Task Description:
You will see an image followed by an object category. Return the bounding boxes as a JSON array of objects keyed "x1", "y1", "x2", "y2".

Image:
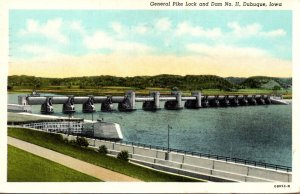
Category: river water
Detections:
[{"x1": 8, "y1": 93, "x2": 292, "y2": 167}]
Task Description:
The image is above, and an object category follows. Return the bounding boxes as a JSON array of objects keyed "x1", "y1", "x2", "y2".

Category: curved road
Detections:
[{"x1": 8, "y1": 137, "x2": 141, "y2": 182}]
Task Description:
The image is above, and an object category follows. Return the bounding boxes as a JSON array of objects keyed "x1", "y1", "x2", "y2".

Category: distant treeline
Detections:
[{"x1": 8, "y1": 75, "x2": 292, "y2": 91}]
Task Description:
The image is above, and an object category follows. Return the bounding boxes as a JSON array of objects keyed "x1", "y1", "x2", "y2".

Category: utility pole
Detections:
[
  {"x1": 68, "y1": 113, "x2": 71, "y2": 135},
  {"x1": 165, "y1": 124, "x2": 172, "y2": 160},
  {"x1": 92, "y1": 112, "x2": 95, "y2": 138},
  {"x1": 168, "y1": 124, "x2": 172, "y2": 153}
]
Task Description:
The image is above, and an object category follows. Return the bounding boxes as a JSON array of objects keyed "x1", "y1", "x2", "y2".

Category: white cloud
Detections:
[
  {"x1": 111, "y1": 22, "x2": 125, "y2": 36},
  {"x1": 155, "y1": 18, "x2": 171, "y2": 31},
  {"x1": 20, "y1": 18, "x2": 68, "y2": 44},
  {"x1": 174, "y1": 21, "x2": 285, "y2": 40},
  {"x1": 186, "y1": 43, "x2": 268, "y2": 58},
  {"x1": 261, "y1": 29, "x2": 286, "y2": 37},
  {"x1": 70, "y1": 20, "x2": 85, "y2": 35},
  {"x1": 26, "y1": 19, "x2": 38, "y2": 32},
  {"x1": 227, "y1": 22, "x2": 286, "y2": 38},
  {"x1": 176, "y1": 21, "x2": 222, "y2": 38},
  {"x1": 84, "y1": 31, "x2": 114, "y2": 50},
  {"x1": 20, "y1": 44, "x2": 60, "y2": 57},
  {"x1": 227, "y1": 22, "x2": 261, "y2": 37},
  {"x1": 134, "y1": 24, "x2": 149, "y2": 34},
  {"x1": 83, "y1": 30, "x2": 153, "y2": 54}
]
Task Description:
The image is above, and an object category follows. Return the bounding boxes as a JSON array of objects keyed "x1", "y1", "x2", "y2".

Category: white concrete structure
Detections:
[
  {"x1": 8, "y1": 104, "x2": 32, "y2": 113},
  {"x1": 22, "y1": 121, "x2": 83, "y2": 134},
  {"x1": 83, "y1": 121, "x2": 123, "y2": 140},
  {"x1": 61, "y1": 134, "x2": 292, "y2": 182}
]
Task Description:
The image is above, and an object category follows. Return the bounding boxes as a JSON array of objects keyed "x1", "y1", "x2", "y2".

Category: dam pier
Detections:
[{"x1": 15, "y1": 91, "x2": 288, "y2": 114}]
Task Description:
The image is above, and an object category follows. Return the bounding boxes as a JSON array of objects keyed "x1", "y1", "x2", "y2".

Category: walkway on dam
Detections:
[{"x1": 8, "y1": 137, "x2": 141, "y2": 182}]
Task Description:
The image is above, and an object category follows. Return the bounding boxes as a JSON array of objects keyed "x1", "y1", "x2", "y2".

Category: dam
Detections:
[
  {"x1": 7, "y1": 93, "x2": 292, "y2": 179},
  {"x1": 16, "y1": 91, "x2": 288, "y2": 114}
]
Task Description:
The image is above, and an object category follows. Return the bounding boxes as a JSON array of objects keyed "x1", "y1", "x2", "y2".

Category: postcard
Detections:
[{"x1": 1, "y1": 0, "x2": 299, "y2": 193}]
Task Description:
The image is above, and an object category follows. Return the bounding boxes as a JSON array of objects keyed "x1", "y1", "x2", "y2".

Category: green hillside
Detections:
[
  {"x1": 8, "y1": 74, "x2": 236, "y2": 91},
  {"x1": 8, "y1": 75, "x2": 292, "y2": 91},
  {"x1": 240, "y1": 76, "x2": 292, "y2": 89},
  {"x1": 225, "y1": 77, "x2": 246, "y2": 85}
]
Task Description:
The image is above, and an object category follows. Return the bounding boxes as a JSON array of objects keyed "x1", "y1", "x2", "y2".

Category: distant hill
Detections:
[
  {"x1": 8, "y1": 75, "x2": 292, "y2": 91},
  {"x1": 8, "y1": 74, "x2": 236, "y2": 91},
  {"x1": 241, "y1": 76, "x2": 292, "y2": 89},
  {"x1": 225, "y1": 77, "x2": 247, "y2": 85},
  {"x1": 273, "y1": 78, "x2": 292, "y2": 88}
]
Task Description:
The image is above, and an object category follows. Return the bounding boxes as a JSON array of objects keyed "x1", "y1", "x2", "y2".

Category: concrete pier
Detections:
[
  {"x1": 142, "y1": 91, "x2": 161, "y2": 111},
  {"x1": 165, "y1": 91, "x2": 183, "y2": 110},
  {"x1": 101, "y1": 96, "x2": 115, "y2": 112},
  {"x1": 201, "y1": 96, "x2": 209, "y2": 108},
  {"x1": 82, "y1": 96, "x2": 96, "y2": 113},
  {"x1": 209, "y1": 96, "x2": 220, "y2": 107},
  {"x1": 62, "y1": 96, "x2": 75, "y2": 114},
  {"x1": 185, "y1": 91, "x2": 201, "y2": 109},
  {"x1": 239, "y1": 96, "x2": 248, "y2": 106},
  {"x1": 118, "y1": 91, "x2": 136, "y2": 112},
  {"x1": 219, "y1": 96, "x2": 230, "y2": 107},
  {"x1": 229, "y1": 96, "x2": 239, "y2": 106},
  {"x1": 41, "y1": 97, "x2": 54, "y2": 114}
]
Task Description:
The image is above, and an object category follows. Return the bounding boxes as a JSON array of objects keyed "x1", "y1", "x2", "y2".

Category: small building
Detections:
[
  {"x1": 8, "y1": 113, "x2": 123, "y2": 141},
  {"x1": 8, "y1": 118, "x2": 84, "y2": 134}
]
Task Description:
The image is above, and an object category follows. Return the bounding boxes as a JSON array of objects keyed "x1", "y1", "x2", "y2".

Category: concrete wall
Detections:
[
  {"x1": 132, "y1": 154, "x2": 156, "y2": 163},
  {"x1": 288, "y1": 174, "x2": 292, "y2": 182},
  {"x1": 133, "y1": 147, "x2": 158, "y2": 158},
  {"x1": 248, "y1": 166, "x2": 290, "y2": 182},
  {"x1": 245, "y1": 176, "x2": 269, "y2": 182},
  {"x1": 114, "y1": 143, "x2": 134, "y2": 153},
  {"x1": 181, "y1": 164, "x2": 212, "y2": 175},
  {"x1": 184, "y1": 155, "x2": 214, "y2": 169},
  {"x1": 57, "y1": 134, "x2": 291, "y2": 182},
  {"x1": 154, "y1": 159, "x2": 182, "y2": 169},
  {"x1": 212, "y1": 170, "x2": 245, "y2": 182},
  {"x1": 131, "y1": 159, "x2": 229, "y2": 182},
  {"x1": 156, "y1": 150, "x2": 167, "y2": 160},
  {"x1": 169, "y1": 152, "x2": 184, "y2": 163},
  {"x1": 213, "y1": 160, "x2": 248, "y2": 175},
  {"x1": 95, "y1": 140, "x2": 114, "y2": 150}
]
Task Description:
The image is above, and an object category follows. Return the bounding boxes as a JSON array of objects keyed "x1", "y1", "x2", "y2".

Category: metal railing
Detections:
[{"x1": 115, "y1": 140, "x2": 292, "y2": 172}]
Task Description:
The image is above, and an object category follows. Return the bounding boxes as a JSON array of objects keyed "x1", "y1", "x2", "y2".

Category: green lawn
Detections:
[
  {"x1": 7, "y1": 145, "x2": 101, "y2": 182},
  {"x1": 8, "y1": 127, "x2": 201, "y2": 182}
]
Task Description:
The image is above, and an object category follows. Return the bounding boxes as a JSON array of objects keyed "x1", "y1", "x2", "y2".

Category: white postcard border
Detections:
[{"x1": 0, "y1": 0, "x2": 299, "y2": 193}]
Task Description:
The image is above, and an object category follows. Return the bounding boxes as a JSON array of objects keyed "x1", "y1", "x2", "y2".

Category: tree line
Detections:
[
  {"x1": 8, "y1": 75, "x2": 291, "y2": 91},
  {"x1": 8, "y1": 74, "x2": 236, "y2": 91}
]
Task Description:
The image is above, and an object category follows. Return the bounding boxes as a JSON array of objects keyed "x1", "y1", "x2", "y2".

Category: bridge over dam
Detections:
[{"x1": 16, "y1": 91, "x2": 288, "y2": 114}]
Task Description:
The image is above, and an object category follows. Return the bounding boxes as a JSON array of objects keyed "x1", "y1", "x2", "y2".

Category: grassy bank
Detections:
[
  {"x1": 8, "y1": 127, "x2": 201, "y2": 182},
  {"x1": 8, "y1": 145, "x2": 101, "y2": 182}
]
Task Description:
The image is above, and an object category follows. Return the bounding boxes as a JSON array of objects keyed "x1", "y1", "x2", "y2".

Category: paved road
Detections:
[{"x1": 8, "y1": 137, "x2": 141, "y2": 182}]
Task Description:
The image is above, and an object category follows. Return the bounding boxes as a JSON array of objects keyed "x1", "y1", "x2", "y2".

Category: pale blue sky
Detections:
[{"x1": 9, "y1": 10, "x2": 292, "y2": 77}]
